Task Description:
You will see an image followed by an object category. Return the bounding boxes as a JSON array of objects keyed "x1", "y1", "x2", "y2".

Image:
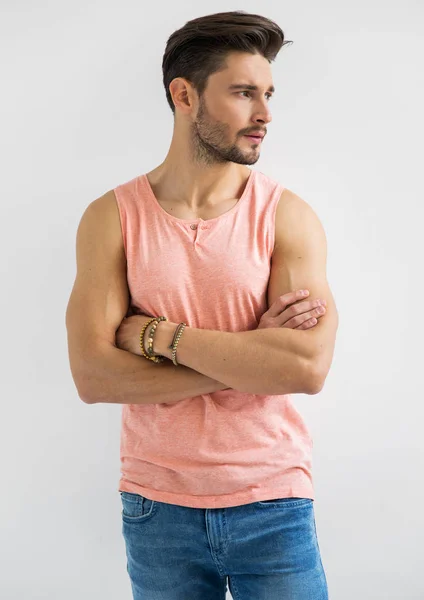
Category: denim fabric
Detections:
[{"x1": 120, "y1": 492, "x2": 328, "y2": 599}]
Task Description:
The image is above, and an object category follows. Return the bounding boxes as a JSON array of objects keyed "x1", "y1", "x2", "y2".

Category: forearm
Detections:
[
  {"x1": 79, "y1": 344, "x2": 228, "y2": 405},
  {"x1": 155, "y1": 323, "x2": 317, "y2": 395}
]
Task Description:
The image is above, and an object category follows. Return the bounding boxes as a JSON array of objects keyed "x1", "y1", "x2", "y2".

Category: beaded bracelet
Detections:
[
  {"x1": 168, "y1": 322, "x2": 187, "y2": 366},
  {"x1": 139, "y1": 316, "x2": 168, "y2": 363}
]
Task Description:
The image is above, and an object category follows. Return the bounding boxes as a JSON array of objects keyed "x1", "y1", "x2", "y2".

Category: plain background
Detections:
[{"x1": 1, "y1": 1, "x2": 423, "y2": 598}]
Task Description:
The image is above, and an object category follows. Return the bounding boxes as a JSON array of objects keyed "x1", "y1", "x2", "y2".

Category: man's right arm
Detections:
[{"x1": 65, "y1": 190, "x2": 228, "y2": 405}]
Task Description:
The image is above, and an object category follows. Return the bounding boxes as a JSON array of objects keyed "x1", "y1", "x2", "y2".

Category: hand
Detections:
[
  {"x1": 257, "y1": 289, "x2": 326, "y2": 331},
  {"x1": 115, "y1": 314, "x2": 155, "y2": 355}
]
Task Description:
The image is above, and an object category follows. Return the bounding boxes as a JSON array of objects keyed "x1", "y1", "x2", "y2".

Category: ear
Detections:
[{"x1": 169, "y1": 78, "x2": 197, "y2": 114}]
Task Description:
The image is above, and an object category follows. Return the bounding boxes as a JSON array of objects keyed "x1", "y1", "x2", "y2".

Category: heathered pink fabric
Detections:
[{"x1": 113, "y1": 169, "x2": 314, "y2": 508}]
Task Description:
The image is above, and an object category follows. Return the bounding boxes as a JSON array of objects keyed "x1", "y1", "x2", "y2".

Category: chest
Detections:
[{"x1": 125, "y1": 214, "x2": 273, "y2": 330}]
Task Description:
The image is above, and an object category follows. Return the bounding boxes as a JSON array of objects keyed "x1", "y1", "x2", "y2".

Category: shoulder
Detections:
[
  {"x1": 77, "y1": 189, "x2": 124, "y2": 251},
  {"x1": 81, "y1": 189, "x2": 121, "y2": 228},
  {"x1": 273, "y1": 187, "x2": 327, "y2": 256},
  {"x1": 254, "y1": 171, "x2": 318, "y2": 228}
]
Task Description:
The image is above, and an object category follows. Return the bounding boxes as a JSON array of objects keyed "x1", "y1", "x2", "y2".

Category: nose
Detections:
[{"x1": 253, "y1": 105, "x2": 272, "y2": 127}]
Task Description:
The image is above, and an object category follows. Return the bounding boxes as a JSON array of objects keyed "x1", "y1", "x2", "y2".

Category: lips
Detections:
[
  {"x1": 245, "y1": 135, "x2": 263, "y2": 143},
  {"x1": 246, "y1": 131, "x2": 265, "y2": 138}
]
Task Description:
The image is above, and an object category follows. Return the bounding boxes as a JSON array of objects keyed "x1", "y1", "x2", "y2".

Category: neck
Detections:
[{"x1": 146, "y1": 155, "x2": 251, "y2": 211}]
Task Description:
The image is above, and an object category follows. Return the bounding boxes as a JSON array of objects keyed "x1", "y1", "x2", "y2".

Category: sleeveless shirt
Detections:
[{"x1": 113, "y1": 168, "x2": 314, "y2": 508}]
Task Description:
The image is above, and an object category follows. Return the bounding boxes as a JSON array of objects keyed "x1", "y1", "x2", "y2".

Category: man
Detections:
[{"x1": 66, "y1": 10, "x2": 338, "y2": 600}]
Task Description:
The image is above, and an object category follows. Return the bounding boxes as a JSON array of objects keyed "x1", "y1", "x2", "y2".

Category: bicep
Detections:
[
  {"x1": 268, "y1": 191, "x2": 338, "y2": 373},
  {"x1": 65, "y1": 191, "x2": 130, "y2": 394}
]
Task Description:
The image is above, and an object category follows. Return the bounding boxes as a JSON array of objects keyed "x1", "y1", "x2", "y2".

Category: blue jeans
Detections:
[{"x1": 120, "y1": 492, "x2": 328, "y2": 599}]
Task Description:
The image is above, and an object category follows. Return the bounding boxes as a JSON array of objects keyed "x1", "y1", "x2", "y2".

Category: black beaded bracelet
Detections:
[{"x1": 168, "y1": 322, "x2": 187, "y2": 366}]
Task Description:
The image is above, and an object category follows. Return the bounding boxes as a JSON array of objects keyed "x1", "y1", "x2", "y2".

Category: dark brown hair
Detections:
[{"x1": 162, "y1": 11, "x2": 292, "y2": 114}]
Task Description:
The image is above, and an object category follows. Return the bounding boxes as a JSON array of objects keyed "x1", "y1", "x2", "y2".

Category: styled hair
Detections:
[{"x1": 162, "y1": 11, "x2": 292, "y2": 114}]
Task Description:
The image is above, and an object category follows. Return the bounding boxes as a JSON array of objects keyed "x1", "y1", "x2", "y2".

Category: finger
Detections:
[
  {"x1": 277, "y1": 298, "x2": 324, "y2": 326},
  {"x1": 295, "y1": 317, "x2": 318, "y2": 330},
  {"x1": 282, "y1": 306, "x2": 326, "y2": 329},
  {"x1": 267, "y1": 290, "x2": 309, "y2": 318},
  {"x1": 274, "y1": 298, "x2": 324, "y2": 327}
]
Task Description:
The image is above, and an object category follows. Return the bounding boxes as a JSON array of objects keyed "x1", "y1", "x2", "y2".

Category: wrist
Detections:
[{"x1": 148, "y1": 320, "x2": 178, "y2": 360}]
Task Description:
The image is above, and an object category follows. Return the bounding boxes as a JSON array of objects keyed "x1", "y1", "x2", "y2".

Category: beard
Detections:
[{"x1": 189, "y1": 96, "x2": 260, "y2": 167}]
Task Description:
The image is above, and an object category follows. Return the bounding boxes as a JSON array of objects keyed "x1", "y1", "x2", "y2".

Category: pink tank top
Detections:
[{"x1": 113, "y1": 169, "x2": 314, "y2": 508}]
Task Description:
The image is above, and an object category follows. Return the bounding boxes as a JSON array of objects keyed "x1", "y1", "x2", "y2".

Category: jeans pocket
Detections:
[
  {"x1": 257, "y1": 497, "x2": 313, "y2": 507},
  {"x1": 120, "y1": 491, "x2": 157, "y2": 522}
]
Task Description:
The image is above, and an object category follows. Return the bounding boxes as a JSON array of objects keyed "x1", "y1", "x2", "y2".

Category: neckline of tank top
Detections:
[{"x1": 138, "y1": 169, "x2": 256, "y2": 225}]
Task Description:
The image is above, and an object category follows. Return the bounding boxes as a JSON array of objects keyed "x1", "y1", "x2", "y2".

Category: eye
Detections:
[{"x1": 238, "y1": 91, "x2": 273, "y2": 101}]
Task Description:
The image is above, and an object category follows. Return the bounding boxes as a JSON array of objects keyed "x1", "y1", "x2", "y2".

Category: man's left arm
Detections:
[{"x1": 153, "y1": 190, "x2": 339, "y2": 395}]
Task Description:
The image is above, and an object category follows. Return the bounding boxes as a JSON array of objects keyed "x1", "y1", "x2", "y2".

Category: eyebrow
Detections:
[{"x1": 228, "y1": 84, "x2": 275, "y2": 93}]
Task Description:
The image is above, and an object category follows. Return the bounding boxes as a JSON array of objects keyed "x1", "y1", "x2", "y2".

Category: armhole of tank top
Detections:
[
  {"x1": 112, "y1": 186, "x2": 128, "y2": 260},
  {"x1": 269, "y1": 183, "x2": 286, "y2": 260}
]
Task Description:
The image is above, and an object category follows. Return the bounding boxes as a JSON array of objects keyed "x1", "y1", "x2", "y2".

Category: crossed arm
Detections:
[{"x1": 123, "y1": 190, "x2": 339, "y2": 397}]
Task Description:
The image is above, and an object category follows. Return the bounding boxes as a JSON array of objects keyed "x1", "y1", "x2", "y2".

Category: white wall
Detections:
[{"x1": 1, "y1": 1, "x2": 423, "y2": 598}]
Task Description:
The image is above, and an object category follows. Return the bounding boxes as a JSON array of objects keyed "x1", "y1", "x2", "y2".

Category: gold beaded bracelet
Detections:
[
  {"x1": 139, "y1": 316, "x2": 168, "y2": 363},
  {"x1": 168, "y1": 322, "x2": 187, "y2": 366}
]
